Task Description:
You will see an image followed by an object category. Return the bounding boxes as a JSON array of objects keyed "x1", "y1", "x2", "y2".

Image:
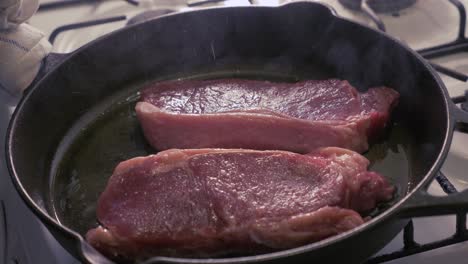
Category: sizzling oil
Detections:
[{"x1": 51, "y1": 72, "x2": 411, "y2": 236}]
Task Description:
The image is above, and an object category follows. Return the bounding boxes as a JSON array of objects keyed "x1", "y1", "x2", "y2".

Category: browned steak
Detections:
[
  {"x1": 136, "y1": 79, "x2": 399, "y2": 153},
  {"x1": 86, "y1": 148, "x2": 394, "y2": 260}
]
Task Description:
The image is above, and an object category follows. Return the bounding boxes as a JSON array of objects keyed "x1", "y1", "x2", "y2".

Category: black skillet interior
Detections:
[{"x1": 8, "y1": 1, "x2": 449, "y2": 261}]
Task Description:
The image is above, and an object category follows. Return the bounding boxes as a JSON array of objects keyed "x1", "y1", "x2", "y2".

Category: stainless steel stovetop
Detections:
[{"x1": 1, "y1": 0, "x2": 468, "y2": 263}]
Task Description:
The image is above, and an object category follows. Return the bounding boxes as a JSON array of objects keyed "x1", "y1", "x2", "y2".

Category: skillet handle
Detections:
[
  {"x1": 398, "y1": 179, "x2": 468, "y2": 218},
  {"x1": 397, "y1": 98, "x2": 468, "y2": 218}
]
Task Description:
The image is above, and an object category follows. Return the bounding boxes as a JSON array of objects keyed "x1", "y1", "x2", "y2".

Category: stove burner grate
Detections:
[{"x1": 338, "y1": 0, "x2": 417, "y2": 13}]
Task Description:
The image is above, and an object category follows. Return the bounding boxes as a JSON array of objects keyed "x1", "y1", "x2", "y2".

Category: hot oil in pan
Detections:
[
  {"x1": 51, "y1": 91, "x2": 151, "y2": 235},
  {"x1": 51, "y1": 71, "x2": 412, "y2": 236},
  {"x1": 364, "y1": 124, "x2": 411, "y2": 215}
]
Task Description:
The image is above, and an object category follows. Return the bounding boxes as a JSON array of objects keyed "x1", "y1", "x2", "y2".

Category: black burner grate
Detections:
[
  {"x1": 418, "y1": 0, "x2": 468, "y2": 59},
  {"x1": 366, "y1": 172, "x2": 468, "y2": 263},
  {"x1": 38, "y1": 0, "x2": 99, "y2": 11},
  {"x1": 339, "y1": 0, "x2": 417, "y2": 13}
]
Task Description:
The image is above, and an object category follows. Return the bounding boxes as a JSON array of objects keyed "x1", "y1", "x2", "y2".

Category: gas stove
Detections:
[{"x1": 1, "y1": 0, "x2": 468, "y2": 263}]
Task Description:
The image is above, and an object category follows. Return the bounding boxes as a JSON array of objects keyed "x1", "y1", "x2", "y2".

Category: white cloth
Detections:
[{"x1": 0, "y1": 0, "x2": 51, "y2": 94}]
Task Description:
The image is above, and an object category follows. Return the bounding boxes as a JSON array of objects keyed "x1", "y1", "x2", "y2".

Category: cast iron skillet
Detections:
[{"x1": 6, "y1": 2, "x2": 468, "y2": 264}]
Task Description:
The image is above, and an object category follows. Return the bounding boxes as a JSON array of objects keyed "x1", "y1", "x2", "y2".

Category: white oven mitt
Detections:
[
  {"x1": 0, "y1": 0, "x2": 39, "y2": 28},
  {"x1": 0, "y1": 0, "x2": 52, "y2": 95}
]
